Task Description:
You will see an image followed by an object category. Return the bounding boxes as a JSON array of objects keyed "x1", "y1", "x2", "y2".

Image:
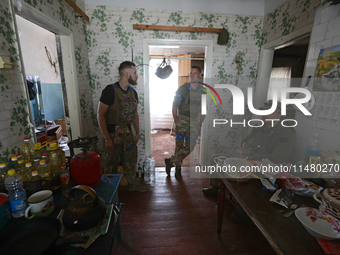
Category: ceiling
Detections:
[{"x1": 83, "y1": 0, "x2": 287, "y2": 16}]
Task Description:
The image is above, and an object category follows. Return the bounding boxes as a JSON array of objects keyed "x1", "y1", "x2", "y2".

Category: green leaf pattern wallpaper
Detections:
[{"x1": 0, "y1": 0, "x2": 324, "y2": 162}]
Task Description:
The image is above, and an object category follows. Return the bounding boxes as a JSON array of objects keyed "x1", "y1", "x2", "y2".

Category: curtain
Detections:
[
  {"x1": 149, "y1": 58, "x2": 179, "y2": 130},
  {"x1": 267, "y1": 67, "x2": 292, "y2": 101}
]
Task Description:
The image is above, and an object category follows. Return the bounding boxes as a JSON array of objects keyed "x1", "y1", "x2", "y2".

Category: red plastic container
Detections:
[{"x1": 70, "y1": 151, "x2": 102, "y2": 188}]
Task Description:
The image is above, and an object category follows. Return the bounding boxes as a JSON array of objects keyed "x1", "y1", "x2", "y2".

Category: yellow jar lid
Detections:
[
  {"x1": 7, "y1": 169, "x2": 15, "y2": 176},
  {"x1": 18, "y1": 160, "x2": 24, "y2": 164},
  {"x1": 32, "y1": 170, "x2": 38, "y2": 175},
  {"x1": 35, "y1": 143, "x2": 42, "y2": 149},
  {"x1": 26, "y1": 162, "x2": 32, "y2": 167},
  {"x1": 52, "y1": 153, "x2": 57, "y2": 157},
  {"x1": 0, "y1": 163, "x2": 6, "y2": 167},
  {"x1": 11, "y1": 156, "x2": 18, "y2": 161},
  {"x1": 48, "y1": 143, "x2": 58, "y2": 150},
  {"x1": 39, "y1": 160, "x2": 46, "y2": 164}
]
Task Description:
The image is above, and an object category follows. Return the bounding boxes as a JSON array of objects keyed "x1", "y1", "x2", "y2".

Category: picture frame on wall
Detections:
[{"x1": 313, "y1": 45, "x2": 340, "y2": 92}]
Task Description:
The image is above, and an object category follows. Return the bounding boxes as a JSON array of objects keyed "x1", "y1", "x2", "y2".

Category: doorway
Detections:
[
  {"x1": 148, "y1": 46, "x2": 205, "y2": 166},
  {"x1": 13, "y1": 1, "x2": 82, "y2": 143},
  {"x1": 143, "y1": 39, "x2": 213, "y2": 166},
  {"x1": 253, "y1": 24, "x2": 313, "y2": 109}
]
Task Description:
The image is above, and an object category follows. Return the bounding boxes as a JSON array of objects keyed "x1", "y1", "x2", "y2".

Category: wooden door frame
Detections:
[
  {"x1": 143, "y1": 39, "x2": 213, "y2": 165},
  {"x1": 12, "y1": 1, "x2": 82, "y2": 140}
]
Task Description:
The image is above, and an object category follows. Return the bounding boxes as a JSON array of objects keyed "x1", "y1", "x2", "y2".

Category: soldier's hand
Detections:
[{"x1": 105, "y1": 138, "x2": 115, "y2": 150}]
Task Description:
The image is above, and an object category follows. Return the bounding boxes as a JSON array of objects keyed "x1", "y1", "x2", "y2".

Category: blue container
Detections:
[{"x1": 0, "y1": 193, "x2": 11, "y2": 230}]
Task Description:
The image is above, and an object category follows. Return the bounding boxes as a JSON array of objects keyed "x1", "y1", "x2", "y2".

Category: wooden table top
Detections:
[{"x1": 220, "y1": 178, "x2": 325, "y2": 255}]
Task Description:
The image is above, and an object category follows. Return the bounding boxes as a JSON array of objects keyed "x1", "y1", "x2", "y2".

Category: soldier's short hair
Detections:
[
  {"x1": 119, "y1": 61, "x2": 136, "y2": 77},
  {"x1": 191, "y1": 66, "x2": 202, "y2": 73}
]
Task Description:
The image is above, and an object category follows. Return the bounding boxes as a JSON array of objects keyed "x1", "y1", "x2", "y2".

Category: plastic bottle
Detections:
[
  {"x1": 37, "y1": 159, "x2": 51, "y2": 190},
  {"x1": 15, "y1": 160, "x2": 26, "y2": 178},
  {"x1": 21, "y1": 137, "x2": 35, "y2": 163},
  {"x1": 60, "y1": 163, "x2": 71, "y2": 196},
  {"x1": 48, "y1": 142, "x2": 66, "y2": 165},
  {"x1": 34, "y1": 142, "x2": 46, "y2": 159},
  {"x1": 41, "y1": 152, "x2": 49, "y2": 164},
  {"x1": 32, "y1": 157, "x2": 40, "y2": 169},
  {"x1": 5, "y1": 169, "x2": 28, "y2": 218},
  {"x1": 23, "y1": 162, "x2": 33, "y2": 182},
  {"x1": 30, "y1": 170, "x2": 42, "y2": 194},
  {"x1": 138, "y1": 163, "x2": 142, "y2": 178},
  {"x1": 0, "y1": 163, "x2": 8, "y2": 182},
  {"x1": 49, "y1": 153, "x2": 61, "y2": 191},
  {"x1": 144, "y1": 158, "x2": 155, "y2": 186},
  {"x1": 305, "y1": 133, "x2": 321, "y2": 162},
  {"x1": 9, "y1": 156, "x2": 18, "y2": 170}
]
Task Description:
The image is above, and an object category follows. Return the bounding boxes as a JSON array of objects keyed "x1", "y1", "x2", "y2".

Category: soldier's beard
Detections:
[{"x1": 128, "y1": 76, "x2": 137, "y2": 85}]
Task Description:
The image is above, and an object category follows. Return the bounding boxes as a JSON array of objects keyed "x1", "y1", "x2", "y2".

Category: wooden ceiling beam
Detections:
[{"x1": 133, "y1": 24, "x2": 222, "y2": 33}]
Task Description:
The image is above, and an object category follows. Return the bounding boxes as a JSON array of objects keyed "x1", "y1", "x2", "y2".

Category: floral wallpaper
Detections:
[
  {"x1": 0, "y1": 0, "x2": 93, "y2": 163},
  {"x1": 0, "y1": 0, "x2": 328, "y2": 164},
  {"x1": 85, "y1": 6, "x2": 265, "y2": 157},
  {"x1": 263, "y1": 0, "x2": 326, "y2": 42}
]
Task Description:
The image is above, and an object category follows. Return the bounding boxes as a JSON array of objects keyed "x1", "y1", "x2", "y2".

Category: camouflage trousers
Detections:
[
  {"x1": 170, "y1": 115, "x2": 200, "y2": 167},
  {"x1": 103, "y1": 125, "x2": 139, "y2": 186}
]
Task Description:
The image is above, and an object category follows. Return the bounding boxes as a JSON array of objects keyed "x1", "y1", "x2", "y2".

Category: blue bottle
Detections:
[{"x1": 4, "y1": 169, "x2": 28, "y2": 218}]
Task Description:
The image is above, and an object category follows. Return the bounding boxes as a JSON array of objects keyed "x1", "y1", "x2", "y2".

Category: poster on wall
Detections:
[{"x1": 313, "y1": 45, "x2": 340, "y2": 92}]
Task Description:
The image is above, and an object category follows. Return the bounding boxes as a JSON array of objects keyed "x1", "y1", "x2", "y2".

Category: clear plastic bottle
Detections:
[
  {"x1": 23, "y1": 162, "x2": 33, "y2": 182},
  {"x1": 138, "y1": 163, "x2": 142, "y2": 178},
  {"x1": 15, "y1": 160, "x2": 26, "y2": 178},
  {"x1": 47, "y1": 142, "x2": 66, "y2": 165},
  {"x1": 144, "y1": 158, "x2": 155, "y2": 186},
  {"x1": 49, "y1": 153, "x2": 61, "y2": 191},
  {"x1": 0, "y1": 163, "x2": 8, "y2": 182},
  {"x1": 41, "y1": 152, "x2": 49, "y2": 164},
  {"x1": 305, "y1": 133, "x2": 321, "y2": 162},
  {"x1": 5, "y1": 169, "x2": 28, "y2": 218},
  {"x1": 9, "y1": 156, "x2": 18, "y2": 170},
  {"x1": 21, "y1": 137, "x2": 35, "y2": 163},
  {"x1": 34, "y1": 142, "x2": 46, "y2": 159},
  {"x1": 60, "y1": 163, "x2": 71, "y2": 196},
  {"x1": 37, "y1": 160, "x2": 50, "y2": 180}
]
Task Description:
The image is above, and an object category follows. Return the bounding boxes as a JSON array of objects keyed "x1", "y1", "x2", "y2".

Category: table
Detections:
[
  {"x1": 55, "y1": 174, "x2": 122, "y2": 255},
  {"x1": 1, "y1": 174, "x2": 122, "y2": 255},
  {"x1": 217, "y1": 177, "x2": 325, "y2": 255}
]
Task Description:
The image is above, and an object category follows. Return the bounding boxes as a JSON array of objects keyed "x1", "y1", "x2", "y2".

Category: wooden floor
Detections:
[{"x1": 113, "y1": 167, "x2": 276, "y2": 255}]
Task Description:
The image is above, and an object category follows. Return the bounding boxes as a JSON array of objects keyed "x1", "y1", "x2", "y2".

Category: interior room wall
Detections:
[
  {"x1": 0, "y1": 0, "x2": 93, "y2": 163},
  {"x1": 293, "y1": 3, "x2": 340, "y2": 162},
  {"x1": 16, "y1": 15, "x2": 60, "y2": 84},
  {"x1": 85, "y1": 5, "x2": 264, "y2": 156}
]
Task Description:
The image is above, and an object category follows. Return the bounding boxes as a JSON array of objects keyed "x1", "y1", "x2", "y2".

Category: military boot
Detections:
[
  {"x1": 165, "y1": 158, "x2": 173, "y2": 176},
  {"x1": 175, "y1": 166, "x2": 182, "y2": 179}
]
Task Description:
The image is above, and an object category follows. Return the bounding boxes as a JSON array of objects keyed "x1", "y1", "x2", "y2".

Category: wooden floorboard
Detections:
[{"x1": 112, "y1": 167, "x2": 276, "y2": 255}]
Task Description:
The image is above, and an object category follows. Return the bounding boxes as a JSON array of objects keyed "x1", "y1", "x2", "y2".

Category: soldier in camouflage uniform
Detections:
[
  {"x1": 202, "y1": 100, "x2": 296, "y2": 195},
  {"x1": 165, "y1": 66, "x2": 206, "y2": 178},
  {"x1": 97, "y1": 61, "x2": 149, "y2": 192}
]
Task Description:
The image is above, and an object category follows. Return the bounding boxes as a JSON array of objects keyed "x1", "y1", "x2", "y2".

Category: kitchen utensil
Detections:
[
  {"x1": 283, "y1": 204, "x2": 306, "y2": 218},
  {"x1": 25, "y1": 190, "x2": 55, "y2": 219},
  {"x1": 0, "y1": 217, "x2": 89, "y2": 255},
  {"x1": 295, "y1": 207, "x2": 340, "y2": 240},
  {"x1": 314, "y1": 188, "x2": 340, "y2": 220},
  {"x1": 62, "y1": 185, "x2": 106, "y2": 231}
]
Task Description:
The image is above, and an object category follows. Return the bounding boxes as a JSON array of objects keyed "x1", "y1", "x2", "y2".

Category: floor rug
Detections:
[{"x1": 151, "y1": 130, "x2": 199, "y2": 167}]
